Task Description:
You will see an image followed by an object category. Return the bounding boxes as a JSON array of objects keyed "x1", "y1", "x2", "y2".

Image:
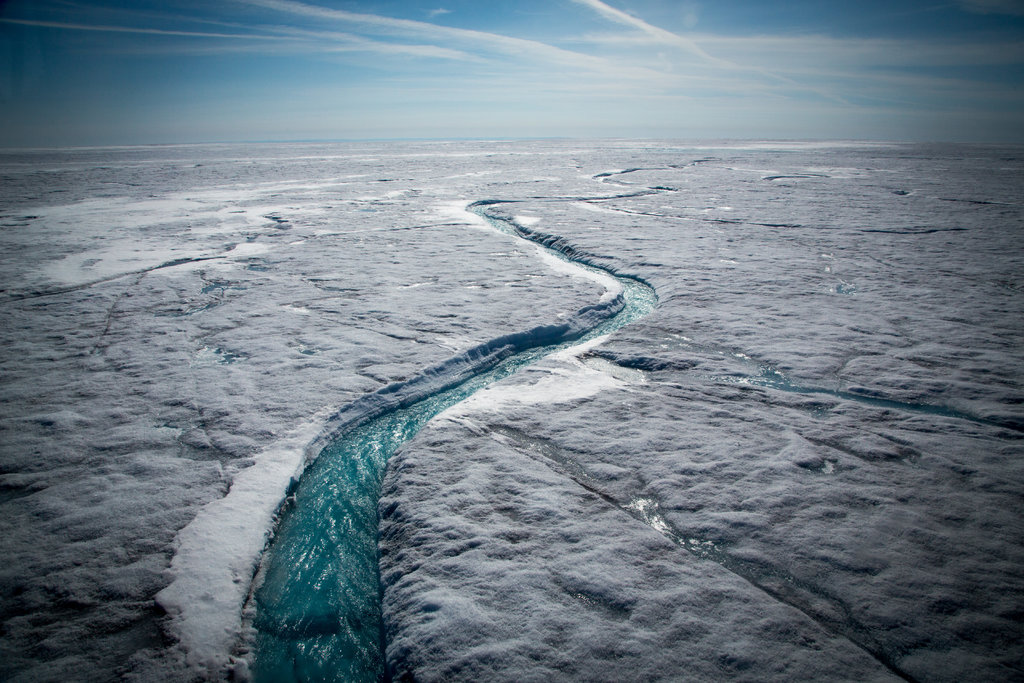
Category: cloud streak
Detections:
[
  {"x1": 260, "y1": 25, "x2": 474, "y2": 60},
  {"x1": 571, "y1": 0, "x2": 850, "y2": 104},
  {"x1": 569, "y1": 0, "x2": 729, "y2": 66},
  {"x1": 0, "y1": 15, "x2": 475, "y2": 61},
  {"x1": 236, "y1": 0, "x2": 672, "y2": 82},
  {"x1": 0, "y1": 17, "x2": 282, "y2": 40}
]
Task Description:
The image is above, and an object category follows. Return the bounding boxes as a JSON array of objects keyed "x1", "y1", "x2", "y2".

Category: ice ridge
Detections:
[{"x1": 470, "y1": 200, "x2": 619, "y2": 276}]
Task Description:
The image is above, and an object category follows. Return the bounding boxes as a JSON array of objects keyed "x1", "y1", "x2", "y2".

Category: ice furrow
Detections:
[
  {"x1": 860, "y1": 227, "x2": 968, "y2": 234},
  {"x1": 0, "y1": 254, "x2": 226, "y2": 303},
  {"x1": 89, "y1": 273, "x2": 145, "y2": 355},
  {"x1": 711, "y1": 370, "x2": 1024, "y2": 434},
  {"x1": 600, "y1": 309, "x2": 1021, "y2": 434},
  {"x1": 488, "y1": 424, "x2": 918, "y2": 683}
]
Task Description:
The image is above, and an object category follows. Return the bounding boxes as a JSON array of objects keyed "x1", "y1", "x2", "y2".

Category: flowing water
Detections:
[{"x1": 246, "y1": 205, "x2": 658, "y2": 681}]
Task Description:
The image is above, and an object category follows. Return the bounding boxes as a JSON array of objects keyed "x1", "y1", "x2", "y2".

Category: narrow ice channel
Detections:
[{"x1": 243, "y1": 203, "x2": 658, "y2": 681}]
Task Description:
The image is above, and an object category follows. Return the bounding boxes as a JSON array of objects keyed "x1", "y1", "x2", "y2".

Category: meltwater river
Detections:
[{"x1": 245, "y1": 203, "x2": 658, "y2": 681}]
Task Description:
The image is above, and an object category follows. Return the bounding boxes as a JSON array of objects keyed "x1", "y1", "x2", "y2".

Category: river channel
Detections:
[{"x1": 245, "y1": 202, "x2": 658, "y2": 681}]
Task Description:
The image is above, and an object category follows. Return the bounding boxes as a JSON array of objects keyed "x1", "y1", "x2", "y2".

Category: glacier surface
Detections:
[{"x1": 1, "y1": 141, "x2": 1022, "y2": 682}]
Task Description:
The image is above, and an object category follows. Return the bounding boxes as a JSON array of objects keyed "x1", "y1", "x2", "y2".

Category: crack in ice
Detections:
[{"x1": 488, "y1": 424, "x2": 921, "y2": 683}]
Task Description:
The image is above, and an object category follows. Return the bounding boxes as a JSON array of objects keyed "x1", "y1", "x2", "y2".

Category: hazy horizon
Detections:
[{"x1": 2, "y1": 0, "x2": 1024, "y2": 148}]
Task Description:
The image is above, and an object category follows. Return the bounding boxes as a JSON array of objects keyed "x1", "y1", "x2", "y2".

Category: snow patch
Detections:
[
  {"x1": 42, "y1": 245, "x2": 208, "y2": 285},
  {"x1": 441, "y1": 335, "x2": 629, "y2": 418},
  {"x1": 155, "y1": 421, "x2": 324, "y2": 679},
  {"x1": 533, "y1": 246, "x2": 622, "y2": 303},
  {"x1": 226, "y1": 242, "x2": 271, "y2": 258},
  {"x1": 434, "y1": 200, "x2": 491, "y2": 230},
  {"x1": 574, "y1": 201, "x2": 620, "y2": 215}
]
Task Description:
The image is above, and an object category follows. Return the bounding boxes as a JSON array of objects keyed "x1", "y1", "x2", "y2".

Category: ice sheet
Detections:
[
  {"x1": 0, "y1": 142, "x2": 608, "y2": 681},
  {"x1": 2, "y1": 141, "x2": 1022, "y2": 682}
]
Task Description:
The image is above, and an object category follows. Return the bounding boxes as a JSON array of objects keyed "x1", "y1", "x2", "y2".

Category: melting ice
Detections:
[{"x1": 1, "y1": 141, "x2": 1022, "y2": 683}]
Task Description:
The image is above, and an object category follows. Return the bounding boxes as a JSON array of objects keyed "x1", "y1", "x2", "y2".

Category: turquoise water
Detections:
[{"x1": 247, "y1": 207, "x2": 657, "y2": 681}]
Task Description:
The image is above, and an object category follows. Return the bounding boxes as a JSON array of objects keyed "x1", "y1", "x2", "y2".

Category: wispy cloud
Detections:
[
  {"x1": 427, "y1": 8, "x2": 452, "y2": 19},
  {"x1": 691, "y1": 34, "x2": 1024, "y2": 70},
  {"x1": 0, "y1": 15, "x2": 475, "y2": 61},
  {"x1": 569, "y1": 0, "x2": 727, "y2": 66},
  {"x1": 573, "y1": 26, "x2": 1024, "y2": 113},
  {"x1": 0, "y1": 17, "x2": 282, "y2": 40},
  {"x1": 236, "y1": 0, "x2": 672, "y2": 82},
  {"x1": 260, "y1": 25, "x2": 474, "y2": 60},
  {"x1": 570, "y1": 0, "x2": 848, "y2": 103}
]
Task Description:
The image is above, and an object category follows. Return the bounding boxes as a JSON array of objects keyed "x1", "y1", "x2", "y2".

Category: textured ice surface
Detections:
[
  {"x1": 379, "y1": 144, "x2": 1024, "y2": 682},
  {"x1": 0, "y1": 143, "x2": 605, "y2": 681},
  {"x1": 2, "y1": 141, "x2": 1023, "y2": 681},
  {"x1": 241, "y1": 203, "x2": 654, "y2": 680}
]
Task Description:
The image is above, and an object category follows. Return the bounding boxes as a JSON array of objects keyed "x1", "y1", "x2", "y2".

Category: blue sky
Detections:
[{"x1": 1, "y1": 0, "x2": 1022, "y2": 146}]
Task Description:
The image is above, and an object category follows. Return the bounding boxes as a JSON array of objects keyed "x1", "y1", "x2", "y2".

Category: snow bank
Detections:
[{"x1": 155, "y1": 423, "x2": 320, "y2": 677}]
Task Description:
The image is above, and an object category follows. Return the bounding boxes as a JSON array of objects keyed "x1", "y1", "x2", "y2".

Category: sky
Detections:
[{"x1": 1, "y1": 0, "x2": 1023, "y2": 146}]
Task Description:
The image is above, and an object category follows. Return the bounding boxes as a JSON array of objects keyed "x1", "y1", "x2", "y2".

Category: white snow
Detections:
[
  {"x1": 533, "y1": 245, "x2": 623, "y2": 302},
  {"x1": 432, "y1": 199, "x2": 491, "y2": 229},
  {"x1": 513, "y1": 214, "x2": 541, "y2": 226},
  {"x1": 440, "y1": 335, "x2": 629, "y2": 419},
  {"x1": 225, "y1": 242, "x2": 272, "y2": 258},
  {"x1": 154, "y1": 421, "x2": 320, "y2": 678}
]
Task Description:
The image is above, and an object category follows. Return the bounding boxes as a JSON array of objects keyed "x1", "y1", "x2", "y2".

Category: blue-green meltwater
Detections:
[{"x1": 246, "y1": 204, "x2": 658, "y2": 682}]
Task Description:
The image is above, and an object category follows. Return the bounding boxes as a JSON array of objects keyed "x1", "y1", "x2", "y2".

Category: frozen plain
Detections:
[{"x1": 1, "y1": 141, "x2": 1022, "y2": 681}]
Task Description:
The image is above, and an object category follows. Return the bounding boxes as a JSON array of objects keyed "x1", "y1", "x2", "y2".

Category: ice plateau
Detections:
[{"x1": 1, "y1": 140, "x2": 1022, "y2": 682}]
